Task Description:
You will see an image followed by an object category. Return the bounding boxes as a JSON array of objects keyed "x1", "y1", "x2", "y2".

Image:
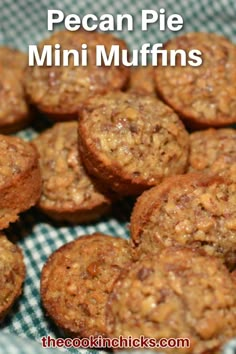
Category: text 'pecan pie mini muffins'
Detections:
[
  {"x1": 33, "y1": 121, "x2": 112, "y2": 223},
  {"x1": 78, "y1": 92, "x2": 189, "y2": 196},
  {"x1": 131, "y1": 174, "x2": 236, "y2": 269},
  {"x1": 0, "y1": 135, "x2": 41, "y2": 230},
  {"x1": 188, "y1": 128, "x2": 236, "y2": 182},
  {"x1": 25, "y1": 30, "x2": 130, "y2": 121},
  {"x1": 0, "y1": 60, "x2": 31, "y2": 134},
  {"x1": 0, "y1": 233, "x2": 25, "y2": 321},
  {"x1": 106, "y1": 247, "x2": 236, "y2": 354},
  {"x1": 41, "y1": 233, "x2": 132, "y2": 338},
  {"x1": 127, "y1": 65, "x2": 156, "y2": 96},
  {"x1": 155, "y1": 33, "x2": 236, "y2": 129}
]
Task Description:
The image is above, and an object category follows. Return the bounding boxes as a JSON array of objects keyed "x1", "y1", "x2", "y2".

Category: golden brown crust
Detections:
[
  {"x1": 39, "y1": 203, "x2": 111, "y2": 224},
  {"x1": 0, "y1": 233, "x2": 25, "y2": 321},
  {"x1": 33, "y1": 121, "x2": 112, "y2": 223},
  {"x1": 40, "y1": 233, "x2": 132, "y2": 337},
  {"x1": 188, "y1": 128, "x2": 236, "y2": 182},
  {"x1": 127, "y1": 65, "x2": 156, "y2": 96},
  {"x1": 155, "y1": 33, "x2": 236, "y2": 128},
  {"x1": 0, "y1": 135, "x2": 42, "y2": 229},
  {"x1": 107, "y1": 247, "x2": 236, "y2": 353},
  {"x1": 0, "y1": 47, "x2": 27, "y2": 74},
  {"x1": 78, "y1": 92, "x2": 189, "y2": 196},
  {"x1": 24, "y1": 30, "x2": 130, "y2": 120},
  {"x1": 131, "y1": 173, "x2": 236, "y2": 269},
  {"x1": 0, "y1": 115, "x2": 32, "y2": 135}
]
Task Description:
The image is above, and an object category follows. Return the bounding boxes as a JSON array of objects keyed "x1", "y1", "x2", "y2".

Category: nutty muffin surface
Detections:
[
  {"x1": 131, "y1": 174, "x2": 236, "y2": 269},
  {"x1": 0, "y1": 134, "x2": 41, "y2": 229},
  {"x1": 41, "y1": 233, "x2": 132, "y2": 337},
  {"x1": 0, "y1": 67, "x2": 31, "y2": 133},
  {"x1": 0, "y1": 46, "x2": 31, "y2": 133},
  {"x1": 189, "y1": 128, "x2": 236, "y2": 182},
  {"x1": 34, "y1": 122, "x2": 112, "y2": 223},
  {"x1": 107, "y1": 247, "x2": 236, "y2": 353},
  {"x1": 25, "y1": 30, "x2": 130, "y2": 120},
  {"x1": 155, "y1": 33, "x2": 236, "y2": 128},
  {"x1": 78, "y1": 92, "x2": 189, "y2": 195},
  {"x1": 127, "y1": 65, "x2": 156, "y2": 96},
  {"x1": 0, "y1": 233, "x2": 25, "y2": 321}
]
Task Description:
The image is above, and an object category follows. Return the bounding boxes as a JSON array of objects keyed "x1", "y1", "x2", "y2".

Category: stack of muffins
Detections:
[{"x1": 0, "y1": 30, "x2": 236, "y2": 354}]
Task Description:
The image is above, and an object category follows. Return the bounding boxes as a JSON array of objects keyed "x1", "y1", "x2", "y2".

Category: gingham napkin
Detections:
[{"x1": 0, "y1": 0, "x2": 235, "y2": 353}]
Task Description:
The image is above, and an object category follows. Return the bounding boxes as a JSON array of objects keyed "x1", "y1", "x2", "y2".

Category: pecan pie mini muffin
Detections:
[
  {"x1": 41, "y1": 233, "x2": 132, "y2": 337},
  {"x1": 0, "y1": 233, "x2": 25, "y2": 321},
  {"x1": 33, "y1": 121, "x2": 112, "y2": 223},
  {"x1": 127, "y1": 65, "x2": 156, "y2": 96},
  {"x1": 106, "y1": 247, "x2": 236, "y2": 354},
  {"x1": 78, "y1": 92, "x2": 189, "y2": 196},
  {"x1": 189, "y1": 128, "x2": 236, "y2": 182},
  {"x1": 131, "y1": 174, "x2": 236, "y2": 269},
  {"x1": 25, "y1": 30, "x2": 130, "y2": 120},
  {"x1": 0, "y1": 64, "x2": 31, "y2": 134},
  {"x1": 155, "y1": 33, "x2": 236, "y2": 128},
  {"x1": 0, "y1": 47, "x2": 31, "y2": 133},
  {"x1": 0, "y1": 47, "x2": 27, "y2": 76},
  {"x1": 0, "y1": 135, "x2": 41, "y2": 229}
]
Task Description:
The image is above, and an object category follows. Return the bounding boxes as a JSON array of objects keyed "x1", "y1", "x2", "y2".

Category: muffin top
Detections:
[
  {"x1": 34, "y1": 121, "x2": 111, "y2": 211},
  {"x1": 107, "y1": 247, "x2": 236, "y2": 353},
  {"x1": 0, "y1": 67, "x2": 30, "y2": 127},
  {"x1": 25, "y1": 30, "x2": 130, "y2": 115},
  {"x1": 0, "y1": 233, "x2": 25, "y2": 320},
  {"x1": 155, "y1": 33, "x2": 236, "y2": 127},
  {"x1": 41, "y1": 233, "x2": 132, "y2": 337},
  {"x1": 189, "y1": 128, "x2": 236, "y2": 182},
  {"x1": 79, "y1": 92, "x2": 189, "y2": 195},
  {"x1": 0, "y1": 134, "x2": 37, "y2": 188},
  {"x1": 0, "y1": 47, "x2": 27, "y2": 76},
  {"x1": 131, "y1": 174, "x2": 236, "y2": 269}
]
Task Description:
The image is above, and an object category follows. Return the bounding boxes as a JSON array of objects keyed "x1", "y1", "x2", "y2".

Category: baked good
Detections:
[
  {"x1": 0, "y1": 233, "x2": 25, "y2": 321},
  {"x1": 0, "y1": 47, "x2": 31, "y2": 133},
  {"x1": 0, "y1": 47, "x2": 27, "y2": 75},
  {"x1": 41, "y1": 233, "x2": 132, "y2": 337},
  {"x1": 106, "y1": 247, "x2": 236, "y2": 353},
  {"x1": 131, "y1": 174, "x2": 236, "y2": 269},
  {"x1": 24, "y1": 30, "x2": 130, "y2": 120},
  {"x1": 0, "y1": 54, "x2": 31, "y2": 133},
  {"x1": 155, "y1": 33, "x2": 236, "y2": 128},
  {"x1": 0, "y1": 134, "x2": 41, "y2": 229},
  {"x1": 127, "y1": 65, "x2": 156, "y2": 96},
  {"x1": 231, "y1": 270, "x2": 236, "y2": 283},
  {"x1": 33, "y1": 121, "x2": 112, "y2": 223},
  {"x1": 78, "y1": 92, "x2": 189, "y2": 195},
  {"x1": 189, "y1": 128, "x2": 236, "y2": 182}
]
